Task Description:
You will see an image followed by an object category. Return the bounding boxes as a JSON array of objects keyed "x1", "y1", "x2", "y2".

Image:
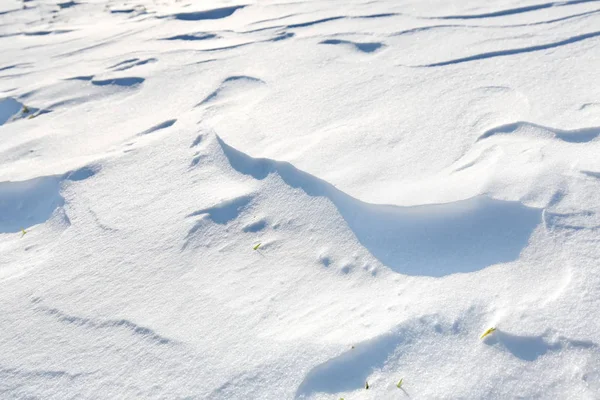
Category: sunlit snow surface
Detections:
[{"x1": 1, "y1": 0, "x2": 600, "y2": 398}]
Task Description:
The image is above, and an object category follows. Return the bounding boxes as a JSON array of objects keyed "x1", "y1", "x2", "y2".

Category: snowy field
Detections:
[{"x1": 1, "y1": 0, "x2": 600, "y2": 398}]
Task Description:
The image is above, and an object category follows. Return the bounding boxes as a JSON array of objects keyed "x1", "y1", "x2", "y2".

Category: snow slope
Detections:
[{"x1": 1, "y1": 0, "x2": 600, "y2": 398}]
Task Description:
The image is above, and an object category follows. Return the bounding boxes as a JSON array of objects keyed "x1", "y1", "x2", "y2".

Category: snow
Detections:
[{"x1": 1, "y1": 0, "x2": 600, "y2": 398}]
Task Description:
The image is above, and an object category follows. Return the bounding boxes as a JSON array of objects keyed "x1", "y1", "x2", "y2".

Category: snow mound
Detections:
[
  {"x1": 217, "y1": 136, "x2": 542, "y2": 276},
  {"x1": 0, "y1": 97, "x2": 22, "y2": 125},
  {"x1": 0, "y1": 166, "x2": 98, "y2": 233}
]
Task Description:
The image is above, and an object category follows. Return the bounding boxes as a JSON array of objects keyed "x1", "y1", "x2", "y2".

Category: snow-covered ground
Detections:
[{"x1": 2, "y1": 0, "x2": 600, "y2": 398}]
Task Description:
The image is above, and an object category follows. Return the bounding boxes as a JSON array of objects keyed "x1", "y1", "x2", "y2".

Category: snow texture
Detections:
[{"x1": 1, "y1": 0, "x2": 600, "y2": 399}]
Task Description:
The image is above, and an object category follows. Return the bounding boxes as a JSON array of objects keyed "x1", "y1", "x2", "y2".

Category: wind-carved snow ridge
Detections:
[
  {"x1": 137, "y1": 119, "x2": 177, "y2": 136},
  {"x1": 319, "y1": 39, "x2": 385, "y2": 53},
  {"x1": 0, "y1": 166, "x2": 99, "y2": 233},
  {"x1": 167, "y1": 5, "x2": 247, "y2": 21},
  {"x1": 162, "y1": 32, "x2": 219, "y2": 41},
  {"x1": 484, "y1": 329, "x2": 597, "y2": 362},
  {"x1": 108, "y1": 58, "x2": 157, "y2": 71},
  {"x1": 296, "y1": 316, "x2": 598, "y2": 398},
  {"x1": 32, "y1": 298, "x2": 176, "y2": 345},
  {"x1": 0, "y1": 97, "x2": 23, "y2": 125},
  {"x1": 91, "y1": 77, "x2": 145, "y2": 87},
  {"x1": 392, "y1": 10, "x2": 599, "y2": 38},
  {"x1": 187, "y1": 195, "x2": 253, "y2": 224},
  {"x1": 183, "y1": 194, "x2": 254, "y2": 249},
  {"x1": 432, "y1": 0, "x2": 600, "y2": 19},
  {"x1": 196, "y1": 76, "x2": 265, "y2": 106},
  {"x1": 216, "y1": 136, "x2": 542, "y2": 277},
  {"x1": 417, "y1": 31, "x2": 600, "y2": 67},
  {"x1": 478, "y1": 121, "x2": 600, "y2": 143}
]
